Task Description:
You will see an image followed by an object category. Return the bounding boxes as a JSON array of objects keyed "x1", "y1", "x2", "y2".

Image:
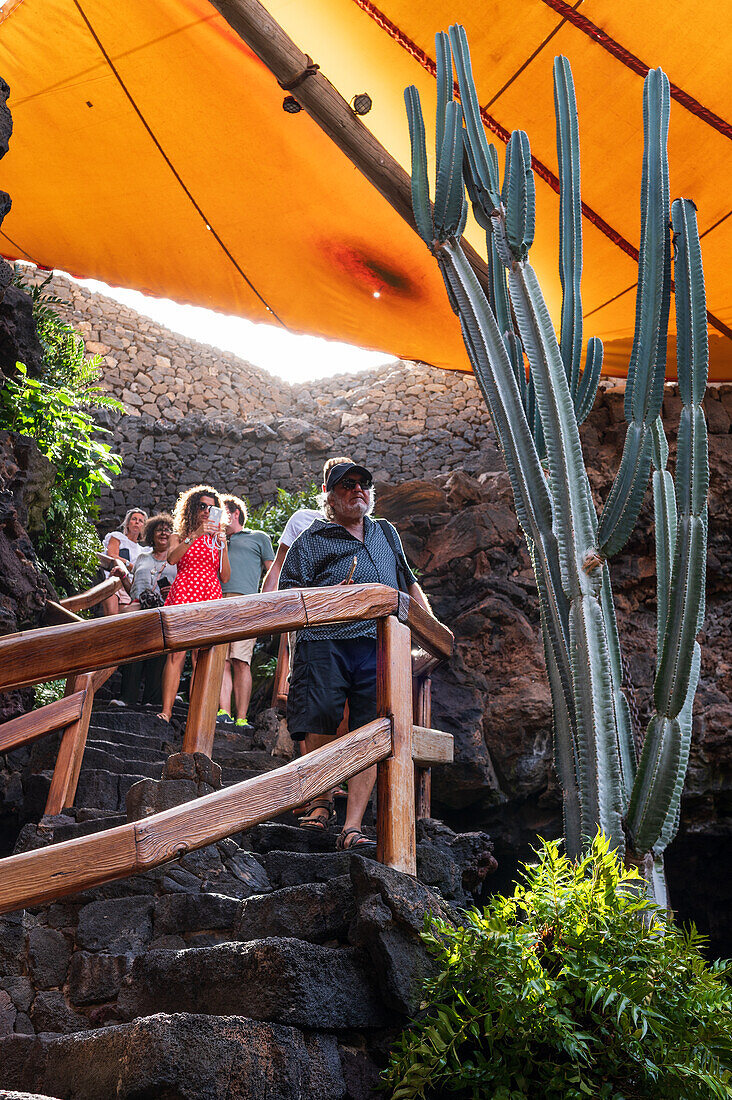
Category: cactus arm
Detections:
[
  {"x1": 600, "y1": 563, "x2": 636, "y2": 802},
  {"x1": 673, "y1": 199, "x2": 708, "y2": 408},
  {"x1": 502, "y1": 131, "x2": 534, "y2": 263},
  {"x1": 597, "y1": 69, "x2": 671, "y2": 558},
  {"x1": 651, "y1": 418, "x2": 677, "y2": 650},
  {"x1": 505, "y1": 256, "x2": 599, "y2": 593},
  {"x1": 553, "y1": 56, "x2": 583, "y2": 399},
  {"x1": 448, "y1": 24, "x2": 501, "y2": 206},
  {"x1": 435, "y1": 31, "x2": 452, "y2": 165},
  {"x1": 654, "y1": 642, "x2": 701, "y2": 855},
  {"x1": 625, "y1": 69, "x2": 672, "y2": 426},
  {"x1": 597, "y1": 424, "x2": 654, "y2": 558},
  {"x1": 536, "y1": 562, "x2": 582, "y2": 858},
  {"x1": 404, "y1": 87, "x2": 433, "y2": 246},
  {"x1": 434, "y1": 100, "x2": 467, "y2": 240},
  {"x1": 653, "y1": 199, "x2": 708, "y2": 717},
  {"x1": 654, "y1": 510, "x2": 707, "y2": 716},
  {"x1": 570, "y1": 595, "x2": 625, "y2": 853},
  {"x1": 625, "y1": 715, "x2": 681, "y2": 853},
  {"x1": 575, "y1": 337, "x2": 603, "y2": 425}
]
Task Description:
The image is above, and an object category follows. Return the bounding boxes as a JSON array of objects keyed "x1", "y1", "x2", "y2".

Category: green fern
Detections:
[{"x1": 383, "y1": 835, "x2": 732, "y2": 1100}]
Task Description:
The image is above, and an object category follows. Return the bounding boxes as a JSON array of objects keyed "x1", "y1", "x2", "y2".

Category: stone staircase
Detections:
[{"x1": 0, "y1": 698, "x2": 495, "y2": 1100}]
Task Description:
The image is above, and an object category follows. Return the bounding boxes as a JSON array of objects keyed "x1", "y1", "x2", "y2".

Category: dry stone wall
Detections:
[
  {"x1": 20, "y1": 271, "x2": 505, "y2": 525},
  {"x1": 19, "y1": 272, "x2": 732, "y2": 536}
]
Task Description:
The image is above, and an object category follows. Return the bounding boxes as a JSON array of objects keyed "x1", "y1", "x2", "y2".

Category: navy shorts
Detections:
[{"x1": 286, "y1": 637, "x2": 377, "y2": 741}]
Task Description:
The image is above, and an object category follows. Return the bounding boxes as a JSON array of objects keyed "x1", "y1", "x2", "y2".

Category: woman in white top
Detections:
[{"x1": 102, "y1": 507, "x2": 148, "y2": 614}]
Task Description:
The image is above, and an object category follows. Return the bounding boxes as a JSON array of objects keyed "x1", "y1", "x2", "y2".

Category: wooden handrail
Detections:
[
  {"x1": 44, "y1": 601, "x2": 84, "y2": 626},
  {"x1": 397, "y1": 594, "x2": 454, "y2": 661},
  {"x1": 60, "y1": 575, "x2": 122, "y2": 613},
  {"x1": 0, "y1": 692, "x2": 86, "y2": 754},
  {"x1": 0, "y1": 583, "x2": 455, "y2": 912},
  {"x1": 0, "y1": 718, "x2": 393, "y2": 914},
  {"x1": 0, "y1": 585, "x2": 453, "y2": 692}
]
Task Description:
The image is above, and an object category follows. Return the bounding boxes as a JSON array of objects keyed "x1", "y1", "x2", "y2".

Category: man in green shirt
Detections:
[{"x1": 218, "y1": 495, "x2": 274, "y2": 728}]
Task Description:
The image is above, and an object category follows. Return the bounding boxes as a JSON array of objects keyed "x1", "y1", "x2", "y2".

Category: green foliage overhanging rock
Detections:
[
  {"x1": 403, "y1": 30, "x2": 709, "y2": 900},
  {"x1": 383, "y1": 835, "x2": 732, "y2": 1100},
  {"x1": 0, "y1": 276, "x2": 122, "y2": 595}
]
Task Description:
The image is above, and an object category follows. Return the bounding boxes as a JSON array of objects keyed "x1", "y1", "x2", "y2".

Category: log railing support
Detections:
[
  {"x1": 183, "y1": 644, "x2": 228, "y2": 757},
  {"x1": 376, "y1": 615, "x2": 416, "y2": 875},
  {"x1": 45, "y1": 674, "x2": 94, "y2": 815},
  {"x1": 414, "y1": 676, "x2": 432, "y2": 820}
]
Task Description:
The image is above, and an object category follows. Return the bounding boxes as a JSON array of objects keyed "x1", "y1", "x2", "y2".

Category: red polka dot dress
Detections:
[{"x1": 164, "y1": 536, "x2": 222, "y2": 606}]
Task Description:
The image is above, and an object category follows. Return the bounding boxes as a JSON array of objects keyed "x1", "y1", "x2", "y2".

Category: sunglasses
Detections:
[
  {"x1": 338, "y1": 476, "x2": 373, "y2": 491},
  {"x1": 198, "y1": 502, "x2": 213, "y2": 511}
]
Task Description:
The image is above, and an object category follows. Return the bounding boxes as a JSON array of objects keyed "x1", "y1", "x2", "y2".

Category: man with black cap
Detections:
[{"x1": 278, "y1": 461, "x2": 431, "y2": 850}]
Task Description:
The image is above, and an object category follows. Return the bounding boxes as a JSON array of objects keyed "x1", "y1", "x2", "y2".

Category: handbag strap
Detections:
[{"x1": 376, "y1": 519, "x2": 411, "y2": 593}]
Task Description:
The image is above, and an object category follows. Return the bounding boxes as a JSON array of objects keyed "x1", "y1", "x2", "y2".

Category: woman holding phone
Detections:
[{"x1": 157, "y1": 484, "x2": 230, "y2": 722}]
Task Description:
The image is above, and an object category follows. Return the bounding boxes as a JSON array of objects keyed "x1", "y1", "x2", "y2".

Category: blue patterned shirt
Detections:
[{"x1": 278, "y1": 514, "x2": 416, "y2": 641}]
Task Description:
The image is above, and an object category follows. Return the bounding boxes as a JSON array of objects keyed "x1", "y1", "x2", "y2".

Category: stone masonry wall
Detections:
[
  {"x1": 19, "y1": 271, "x2": 732, "y2": 532},
  {"x1": 19, "y1": 271, "x2": 506, "y2": 525}
]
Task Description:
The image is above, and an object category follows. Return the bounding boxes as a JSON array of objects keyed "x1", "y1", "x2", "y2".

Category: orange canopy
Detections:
[{"x1": 0, "y1": 0, "x2": 730, "y2": 378}]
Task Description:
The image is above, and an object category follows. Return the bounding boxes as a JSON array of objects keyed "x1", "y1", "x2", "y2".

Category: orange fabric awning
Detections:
[{"x1": 0, "y1": 0, "x2": 730, "y2": 378}]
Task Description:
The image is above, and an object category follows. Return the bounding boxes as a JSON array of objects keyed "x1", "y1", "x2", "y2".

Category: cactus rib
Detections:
[
  {"x1": 597, "y1": 69, "x2": 671, "y2": 558},
  {"x1": 554, "y1": 56, "x2": 583, "y2": 400}
]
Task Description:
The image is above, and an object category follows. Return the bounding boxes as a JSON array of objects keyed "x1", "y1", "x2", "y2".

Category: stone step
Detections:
[
  {"x1": 0, "y1": 1013, "x2": 350, "y2": 1100},
  {"x1": 116, "y1": 938, "x2": 391, "y2": 1031},
  {"x1": 85, "y1": 726, "x2": 175, "y2": 752},
  {"x1": 85, "y1": 738, "x2": 165, "y2": 765},
  {"x1": 75, "y1": 771, "x2": 150, "y2": 814},
  {"x1": 89, "y1": 709, "x2": 174, "y2": 735},
  {"x1": 78, "y1": 747, "x2": 162, "y2": 779}
]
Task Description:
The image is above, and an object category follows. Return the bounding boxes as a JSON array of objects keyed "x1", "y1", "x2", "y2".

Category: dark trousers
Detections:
[{"x1": 121, "y1": 655, "x2": 167, "y2": 707}]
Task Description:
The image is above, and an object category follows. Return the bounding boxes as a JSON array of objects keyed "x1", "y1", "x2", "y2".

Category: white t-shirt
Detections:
[
  {"x1": 103, "y1": 530, "x2": 144, "y2": 569},
  {"x1": 279, "y1": 508, "x2": 321, "y2": 548}
]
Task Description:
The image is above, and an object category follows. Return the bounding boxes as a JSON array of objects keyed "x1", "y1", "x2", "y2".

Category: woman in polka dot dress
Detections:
[{"x1": 157, "y1": 484, "x2": 231, "y2": 721}]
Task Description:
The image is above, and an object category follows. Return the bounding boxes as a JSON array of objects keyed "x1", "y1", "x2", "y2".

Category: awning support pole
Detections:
[{"x1": 207, "y1": 0, "x2": 493, "y2": 301}]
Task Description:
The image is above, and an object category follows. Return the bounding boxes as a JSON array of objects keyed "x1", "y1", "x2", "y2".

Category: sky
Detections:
[{"x1": 73, "y1": 275, "x2": 392, "y2": 385}]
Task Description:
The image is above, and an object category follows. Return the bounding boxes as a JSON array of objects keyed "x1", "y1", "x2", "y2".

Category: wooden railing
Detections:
[
  {"x1": 3, "y1": 574, "x2": 125, "y2": 812},
  {"x1": 0, "y1": 585, "x2": 454, "y2": 915},
  {"x1": 44, "y1": 574, "x2": 123, "y2": 626}
]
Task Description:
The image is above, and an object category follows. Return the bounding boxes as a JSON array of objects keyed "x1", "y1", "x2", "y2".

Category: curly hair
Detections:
[
  {"x1": 171, "y1": 485, "x2": 222, "y2": 539},
  {"x1": 141, "y1": 512, "x2": 174, "y2": 547},
  {"x1": 222, "y1": 494, "x2": 248, "y2": 526}
]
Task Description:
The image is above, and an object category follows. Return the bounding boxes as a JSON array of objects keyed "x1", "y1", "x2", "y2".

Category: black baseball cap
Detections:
[{"x1": 325, "y1": 462, "x2": 373, "y2": 491}]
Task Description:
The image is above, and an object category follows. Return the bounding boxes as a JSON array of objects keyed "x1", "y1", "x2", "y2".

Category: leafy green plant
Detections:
[
  {"x1": 383, "y1": 835, "x2": 732, "y2": 1100},
  {"x1": 403, "y1": 33, "x2": 709, "y2": 899},
  {"x1": 247, "y1": 483, "x2": 319, "y2": 545},
  {"x1": 0, "y1": 362, "x2": 120, "y2": 594},
  {"x1": 34, "y1": 680, "x2": 66, "y2": 709},
  {"x1": 1, "y1": 276, "x2": 123, "y2": 595}
]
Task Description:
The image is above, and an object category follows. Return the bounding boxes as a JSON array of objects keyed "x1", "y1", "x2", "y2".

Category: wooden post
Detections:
[
  {"x1": 45, "y1": 674, "x2": 94, "y2": 815},
  {"x1": 414, "y1": 676, "x2": 432, "y2": 820},
  {"x1": 183, "y1": 644, "x2": 227, "y2": 757},
  {"x1": 207, "y1": 0, "x2": 493, "y2": 301},
  {"x1": 376, "y1": 615, "x2": 416, "y2": 875}
]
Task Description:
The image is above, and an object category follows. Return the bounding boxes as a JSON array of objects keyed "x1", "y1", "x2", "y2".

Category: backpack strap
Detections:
[{"x1": 377, "y1": 519, "x2": 411, "y2": 594}]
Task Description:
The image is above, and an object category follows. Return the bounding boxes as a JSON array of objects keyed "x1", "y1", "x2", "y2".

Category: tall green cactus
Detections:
[{"x1": 404, "y1": 29, "x2": 708, "y2": 896}]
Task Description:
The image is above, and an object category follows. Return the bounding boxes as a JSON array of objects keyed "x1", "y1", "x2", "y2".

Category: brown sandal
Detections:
[
  {"x1": 336, "y1": 827, "x2": 376, "y2": 851},
  {"x1": 299, "y1": 798, "x2": 336, "y2": 831}
]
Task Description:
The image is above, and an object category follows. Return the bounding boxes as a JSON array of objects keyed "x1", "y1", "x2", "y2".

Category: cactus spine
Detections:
[{"x1": 404, "y1": 30, "x2": 708, "y2": 891}]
